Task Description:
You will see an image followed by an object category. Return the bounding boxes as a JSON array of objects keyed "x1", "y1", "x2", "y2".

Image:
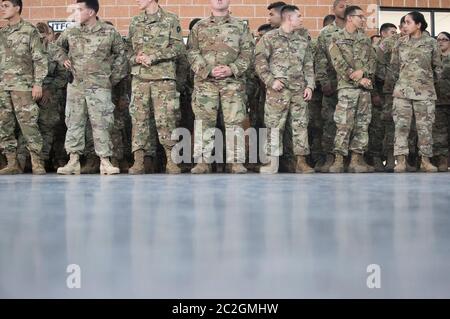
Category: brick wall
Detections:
[{"x1": 0, "y1": 0, "x2": 449, "y2": 36}]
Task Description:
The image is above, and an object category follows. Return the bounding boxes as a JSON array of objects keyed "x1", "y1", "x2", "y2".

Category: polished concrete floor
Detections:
[{"x1": 0, "y1": 173, "x2": 450, "y2": 298}]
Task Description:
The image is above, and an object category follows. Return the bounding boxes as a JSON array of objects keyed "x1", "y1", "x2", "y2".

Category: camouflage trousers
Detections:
[
  {"x1": 321, "y1": 93, "x2": 338, "y2": 154},
  {"x1": 64, "y1": 84, "x2": 115, "y2": 157},
  {"x1": 192, "y1": 80, "x2": 246, "y2": 163},
  {"x1": 393, "y1": 98, "x2": 435, "y2": 157},
  {"x1": 432, "y1": 105, "x2": 450, "y2": 157},
  {"x1": 38, "y1": 87, "x2": 66, "y2": 161},
  {"x1": 264, "y1": 87, "x2": 310, "y2": 157},
  {"x1": 84, "y1": 107, "x2": 131, "y2": 161},
  {"x1": 0, "y1": 89, "x2": 43, "y2": 155},
  {"x1": 334, "y1": 88, "x2": 372, "y2": 156},
  {"x1": 129, "y1": 78, "x2": 180, "y2": 155}
]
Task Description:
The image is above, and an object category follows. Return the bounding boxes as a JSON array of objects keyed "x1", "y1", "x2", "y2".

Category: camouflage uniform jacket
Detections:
[
  {"x1": 55, "y1": 19, "x2": 127, "y2": 89},
  {"x1": 390, "y1": 34, "x2": 442, "y2": 100},
  {"x1": 127, "y1": 7, "x2": 185, "y2": 81},
  {"x1": 0, "y1": 19, "x2": 48, "y2": 91},
  {"x1": 255, "y1": 27, "x2": 315, "y2": 91},
  {"x1": 328, "y1": 28, "x2": 376, "y2": 90},
  {"x1": 187, "y1": 13, "x2": 254, "y2": 83}
]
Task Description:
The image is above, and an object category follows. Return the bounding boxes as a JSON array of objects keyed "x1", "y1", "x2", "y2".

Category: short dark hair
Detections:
[
  {"x1": 77, "y1": 0, "x2": 99, "y2": 14},
  {"x1": 407, "y1": 11, "x2": 428, "y2": 32},
  {"x1": 344, "y1": 5, "x2": 362, "y2": 20},
  {"x1": 36, "y1": 22, "x2": 52, "y2": 35},
  {"x1": 280, "y1": 5, "x2": 299, "y2": 20},
  {"x1": 380, "y1": 23, "x2": 397, "y2": 34},
  {"x1": 3, "y1": 0, "x2": 22, "y2": 14},
  {"x1": 257, "y1": 23, "x2": 272, "y2": 33},
  {"x1": 189, "y1": 18, "x2": 201, "y2": 31},
  {"x1": 323, "y1": 14, "x2": 335, "y2": 27},
  {"x1": 267, "y1": 1, "x2": 286, "y2": 11}
]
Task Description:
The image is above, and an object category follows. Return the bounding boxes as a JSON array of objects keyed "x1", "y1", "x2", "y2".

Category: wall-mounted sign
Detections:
[{"x1": 48, "y1": 21, "x2": 74, "y2": 32}]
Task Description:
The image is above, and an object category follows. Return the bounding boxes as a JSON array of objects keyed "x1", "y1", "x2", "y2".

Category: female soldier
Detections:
[
  {"x1": 390, "y1": 11, "x2": 442, "y2": 172},
  {"x1": 433, "y1": 31, "x2": 450, "y2": 172}
]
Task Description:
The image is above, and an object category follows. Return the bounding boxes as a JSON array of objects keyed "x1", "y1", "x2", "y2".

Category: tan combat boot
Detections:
[
  {"x1": 328, "y1": 154, "x2": 344, "y2": 173},
  {"x1": 30, "y1": 152, "x2": 46, "y2": 175},
  {"x1": 295, "y1": 155, "x2": 314, "y2": 174},
  {"x1": 231, "y1": 163, "x2": 247, "y2": 174},
  {"x1": 373, "y1": 156, "x2": 385, "y2": 172},
  {"x1": 80, "y1": 155, "x2": 99, "y2": 174},
  {"x1": 100, "y1": 157, "x2": 120, "y2": 175},
  {"x1": 394, "y1": 155, "x2": 406, "y2": 173},
  {"x1": 164, "y1": 147, "x2": 181, "y2": 174},
  {"x1": 437, "y1": 155, "x2": 448, "y2": 172},
  {"x1": 420, "y1": 156, "x2": 437, "y2": 173},
  {"x1": 57, "y1": 153, "x2": 81, "y2": 175},
  {"x1": 259, "y1": 156, "x2": 279, "y2": 174},
  {"x1": 385, "y1": 152, "x2": 395, "y2": 172},
  {"x1": 129, "y1": 150, "x2": 145, "y2": 175},
  {"x1": 0, "y1": 152, "x2": 23, "y2": 175},
  {"x1": 191, "y1": 162, "x2": 211, "y2": 174},
  {"x1": 348, "y1": 153, "x2": 373, "y2": 173},
  {"x1": 320, "y1": 153, "x2": 335, "y2": 173}
]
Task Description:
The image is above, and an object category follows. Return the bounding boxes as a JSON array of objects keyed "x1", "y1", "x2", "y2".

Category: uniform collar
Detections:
[
  {"x1": 6, "y1": 18, "x2": 24, "y2": 32},
  {"x1": 278, "y1": 27, "x2": 298, "y2": 40},
  {"x1": 81, "y1": 18, "x2": 102, "y2": 33},
  {"x1": 208, "y1": 13, "x2": 231, "y2": 24},
  {"x1": 140, "y1": 6, "x2": 164, "y2": 23}
]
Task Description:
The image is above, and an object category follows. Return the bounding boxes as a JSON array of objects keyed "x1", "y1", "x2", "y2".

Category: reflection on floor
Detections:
[{"x1": 1, "y1": 174, "x2": 449, "y2": 298}]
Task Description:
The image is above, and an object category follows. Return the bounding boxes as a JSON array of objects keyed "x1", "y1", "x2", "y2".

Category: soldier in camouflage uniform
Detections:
[
  {"x1": 127, "y1": 0, "x2": 185, "y2": 174},
  {"x1": 36, "y1": 22, "x2": 69, "y2": 171},
  {"x1": 0, "y1": 0, "x2": 47, "y2": 175},
  {"x1": 255, "y1": 5, "x2": 315, "y2": 174},
  {"x1": 314, "y1": 0, "x2": 347, "y2": 172},
  {"x1": 55, "y1": 0, "x2": 128, "y2": 175},
  {"x1": 187, "y1": 0, "x2": 254, "y2": 174},
  {"x1": 0, "y1": 18, "x2": 6, "y2": 171},
  {"x1": 371, "y1": 22, "x2": 397, "y2": 172},
  {"x1": 433, "y1": 31, "x2": 450, "y2": 172},
  {"x1": 266, "y1": 1, "x2": 310, "y2": 172},
  {"x1": 327, "y1": 5, "x2": 376, "y2": 173},
  {"x1": 390, "y1": 11, "x2": 442, "y2": 173}
]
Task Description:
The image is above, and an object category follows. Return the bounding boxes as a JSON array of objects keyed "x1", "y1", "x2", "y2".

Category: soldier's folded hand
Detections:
[
  {"x1": 350, "y1": 69, "x2": 364, "y2": 81},
  {"x1": 212, "y1": 65, "x2": 232, "y2": 79},
  {"x1": 358, "y1": 78, "x2": 372, "y2": 89},
  {"x1": 32, "y1": 85, "x2": 43, "y2": 102},
  {"x1": 272, "y1": 79, "x2": 285, "y2": 92},
  {"x1": 303, "y1": 88, "x2": 313, "y2": 101},
  {"x1": 63, "y1": 60, "x2": 72, "y2": 70}
]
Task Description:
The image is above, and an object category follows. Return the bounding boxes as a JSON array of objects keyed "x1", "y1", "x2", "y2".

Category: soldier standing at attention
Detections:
[
  {"x1": 127, "y1": 0, "x2": 185, "y2": 174},
  {"x1": 390, "y1": 11, "x2": 442, "y2": 173},
  {"x1": 0, "y1": 0, "x2": 47, "y2": 175},
  {"x1": 56, "y1": 0, "x2": 128, "y2": 175},
  {"x1": 314, "y1": 0, "x2": 347, "y2": 173},
  {"x1": 266, "y1": 1, "x2": 310, "y2": 172},
  {"x1": 255, "y1": 5, "x2": 315, "y2": 174},
  {"x1": 327, "y1": 5, "x2": 376, "y2": 173},
  {"x1": 187, "y1": 0, "x2": 254, "y2": 174}
]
